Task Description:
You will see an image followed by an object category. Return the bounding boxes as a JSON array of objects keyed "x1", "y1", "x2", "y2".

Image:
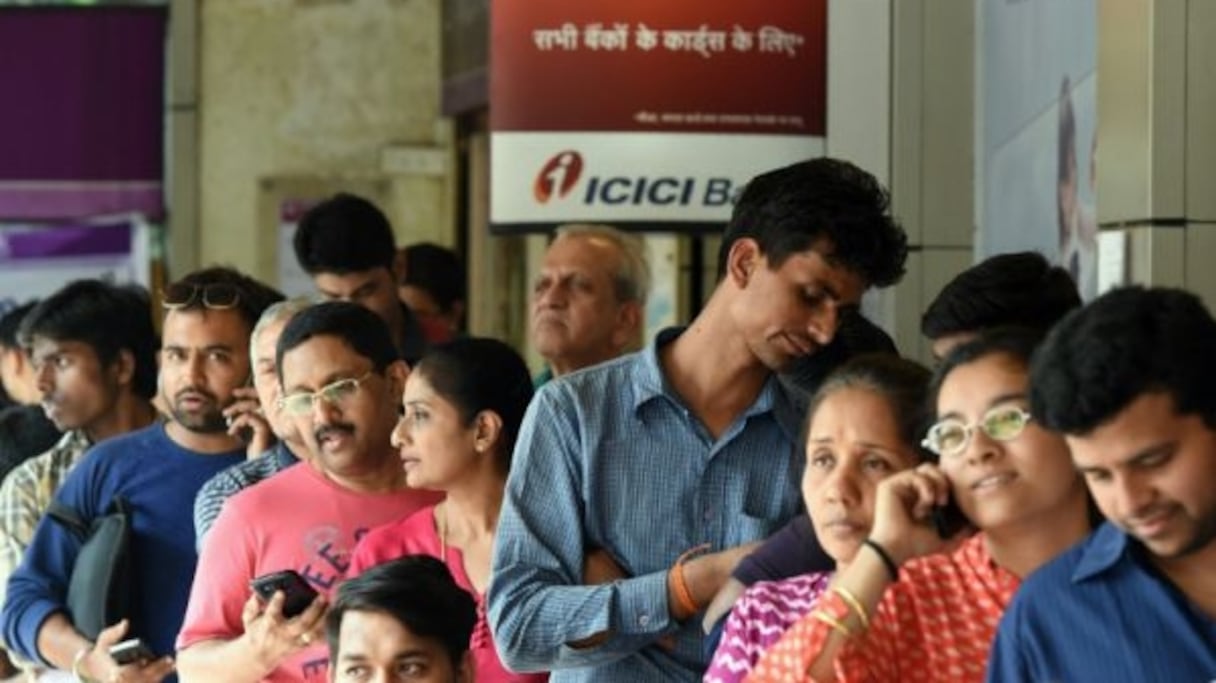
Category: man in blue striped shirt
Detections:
[
  {"x1": 488, "y1": 158, "x2": 909, "y2": 682},
  {"x1": 991, "y1": 287, "x2": 1216, "y2": 681}
]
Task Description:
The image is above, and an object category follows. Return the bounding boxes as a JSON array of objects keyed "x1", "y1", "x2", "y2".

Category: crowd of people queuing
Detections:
[{"x1": 0, "y1": 157, "x2": 1206, "y2": 683}]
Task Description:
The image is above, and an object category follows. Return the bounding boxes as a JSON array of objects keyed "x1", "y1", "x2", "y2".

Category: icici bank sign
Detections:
[
  {"x1": 490, "y1": 0, "x2": 826, "y2": 232},
  {"x1": 533, "y1": 150, "x2": 736, "y2": 208},
  {"x1": 493, "y1": 131, "x2": 823, "y2": 227}
]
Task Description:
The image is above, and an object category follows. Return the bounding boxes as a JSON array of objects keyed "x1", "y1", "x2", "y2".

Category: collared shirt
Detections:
[
  {"x1": 987, "y1": 522, "x2": 1216, "y2": 682},
  {"x1": 533, "y1": 366, "x2": 554, "y2": 389},
  {"x1": 750, "y1": 534, "x2": 1020, "y2": 683},
  {"x1": 488, "y1": 328, "x2": 804, "y2": 683},
  {"x1": 192, "y1": 441, "x2": 300, "y2": 549}
]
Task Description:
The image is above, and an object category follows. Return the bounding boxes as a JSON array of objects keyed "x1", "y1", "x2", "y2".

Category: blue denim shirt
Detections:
[
  {"x1": 488, "y1": 329, "x2": 803, "y2": 682},
  {"x1": 987, "y1": 522, "x2": 1216, "y2": 682}
]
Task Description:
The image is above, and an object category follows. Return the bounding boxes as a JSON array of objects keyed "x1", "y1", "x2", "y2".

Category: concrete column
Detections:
[
  {"x1": 1098, "y1": 0, "x2": 1216, "y2": 306},
  {"x1": 166, "y1": 0, "x2": 200, "y2": 277},
  {"x1": 830, "y1": 0, "x2": 975, "y2": 361}
]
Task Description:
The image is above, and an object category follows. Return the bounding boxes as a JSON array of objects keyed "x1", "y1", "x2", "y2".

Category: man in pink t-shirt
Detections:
[{"x1": 176, "y1": 302, "x2": 441, "y2": 682}]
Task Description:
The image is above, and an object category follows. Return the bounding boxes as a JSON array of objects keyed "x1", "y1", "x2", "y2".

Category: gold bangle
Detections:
[
  {"x1": 810, "y1": 609, "x2": 854, "y2": 638},
  {"x1": 831, "y1": 586, "x2": 870, "y2": 630}
]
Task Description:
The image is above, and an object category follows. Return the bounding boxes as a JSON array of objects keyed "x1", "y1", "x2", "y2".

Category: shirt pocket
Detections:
[{"x1": 729, "y1": 511, "x2": 785, "y2": 547}]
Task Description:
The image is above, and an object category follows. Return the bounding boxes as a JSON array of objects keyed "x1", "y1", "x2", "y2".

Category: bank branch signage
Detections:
[{"x1": 490, "y1": 0, "x2": 826, "y2": 232}]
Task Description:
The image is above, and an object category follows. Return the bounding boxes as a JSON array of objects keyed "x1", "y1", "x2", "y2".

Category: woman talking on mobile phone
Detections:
[
  {"x1": 345, "y1": 338, "x2": 547, "y2": 683},
  {"x1": 703, "y1": 355, "x2": 932, "y2": 683},
  {"x1": 748, "y1": 328, "x2": 1093, "y2": 683}
]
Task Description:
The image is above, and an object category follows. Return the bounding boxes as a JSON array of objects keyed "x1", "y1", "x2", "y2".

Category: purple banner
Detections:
[
  {"x1": 0, "y1": 223, "x2": 131, "y2": 261},
  {"x1": 0, "y1": 7, "x2": 167, "y2": 219}
]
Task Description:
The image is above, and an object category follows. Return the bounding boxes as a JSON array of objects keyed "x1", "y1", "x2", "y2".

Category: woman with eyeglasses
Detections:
[
  {"x1": 344, "y1": 338, "x2": 547, "y2": 683},
  {"x1": 748, "y1": 328, "x2": 1093, "y2": 683},
  {"x1": 704, "y1": 355, "x2": 932, "y2": 683}
]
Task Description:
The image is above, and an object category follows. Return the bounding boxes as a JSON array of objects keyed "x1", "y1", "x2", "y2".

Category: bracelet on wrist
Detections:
[
  {"x1": 831, "y1": 585, "x2": 870, "y2": 630},
  {"x1": 810, "y1": 609, "x2": 855, "y2": 638},
  {"x1": 862, "y1": 538, "x2": 900, "y2": 582},
  {"x1": 667, "y1": 543, "x2": 712, "y2": 620},
  {"x1": 72, "y1": 644, "x2": 99, "y2": 683}
]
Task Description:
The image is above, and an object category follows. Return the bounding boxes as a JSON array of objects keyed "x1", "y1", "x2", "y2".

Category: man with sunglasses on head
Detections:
[
  {"x1": 0, "y1": 280, "x2": 160, "y2": 680},
  {"x1": 293, "y1": 193, "x2": 428, "y2": 365},
  {"x1": 176, "y1": 302, "x2": 441, "y2": 683},
  {"x1": 2, "y1": 267, "x2": 283, "y2": 683},
  {"x1": 192, "y1": 297, "x2": 315, "y2": 551}
]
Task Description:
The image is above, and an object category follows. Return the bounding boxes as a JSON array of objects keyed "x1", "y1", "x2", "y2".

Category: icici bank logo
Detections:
[{"x1": 534, "y1": 150, "x2": 583, "y2": 203}]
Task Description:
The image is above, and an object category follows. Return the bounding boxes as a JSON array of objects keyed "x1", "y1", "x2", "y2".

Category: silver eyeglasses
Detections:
[
  {"x1": 278, "y1": 371, "x2": 375, "y2": 416},
  {"x1": 921, "y1": 405, "x2": 1033, "y2": 458}
]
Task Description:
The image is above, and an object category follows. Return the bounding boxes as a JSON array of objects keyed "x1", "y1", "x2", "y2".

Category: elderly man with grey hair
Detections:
[
  {"x1": 192, "y1": 297, "x2": 314, "y2": 548},
  {"x1": 531, "y1": 224, "x2": 650, "y2": 384}
]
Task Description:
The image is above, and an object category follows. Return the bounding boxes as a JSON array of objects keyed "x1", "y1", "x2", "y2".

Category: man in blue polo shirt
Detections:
[{"x1": 990, "y1": 286, "x2": 1216, "y2": 681}]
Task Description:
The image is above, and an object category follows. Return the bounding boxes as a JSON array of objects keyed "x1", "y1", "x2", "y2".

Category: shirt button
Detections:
[{"x1": 639, "y1": 614, "x2": 651, "y2": 627}]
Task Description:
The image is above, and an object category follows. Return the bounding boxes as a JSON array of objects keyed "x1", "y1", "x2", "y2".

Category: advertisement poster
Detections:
[
  {"x1": 977, "y1": 0, "x2": 1098, "y2": 299},
  {"x1": 0, "y1": 217, "x2": 152, "y2": 312},
  {"x1": 490, "y1": 0, "x2": 826, "y2": 232}
]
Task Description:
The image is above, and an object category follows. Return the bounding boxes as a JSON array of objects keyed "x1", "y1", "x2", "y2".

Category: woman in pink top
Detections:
[
  {"x1": 704, "y1": 355, "x2": 932, "y2": 683},
  {"x1": 347, "y1": 337, "x2": 546, "y2": 683}
]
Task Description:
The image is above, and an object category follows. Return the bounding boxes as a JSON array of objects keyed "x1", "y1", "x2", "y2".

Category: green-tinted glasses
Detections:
[{"x1": 921, "y1": 405, "x2": 1033, "y2": 458}]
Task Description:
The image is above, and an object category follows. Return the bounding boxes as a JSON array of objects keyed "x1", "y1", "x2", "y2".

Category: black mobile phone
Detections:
[
  {"x1": 931, "y1": 496, "x2": 969, "y2": 539},
  {"x1": 236, "y1": 374, "x2": 257, "y2": 443},
  {"x1": 250, "y1": 569, "x2": 319, "y2": 619},
  {"x1": 109, "y1": 638, "x2": 155, "y2": 666}
]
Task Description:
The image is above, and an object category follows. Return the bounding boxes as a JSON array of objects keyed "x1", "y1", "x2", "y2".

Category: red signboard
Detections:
[{"x1": 490, "y1": 0, "x2": 827, "y2": 231}]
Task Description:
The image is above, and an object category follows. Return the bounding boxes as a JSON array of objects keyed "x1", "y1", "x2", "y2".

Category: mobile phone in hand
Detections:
[
  {"x1": 249, "y1": 569, "x2": 319, "y2": 619},
  {"x1": 109, "y1": 638, "x2": 155, "y2": 666},
  {"x1": 931, "y1": 496, "x2": 969, "y2": 539}
]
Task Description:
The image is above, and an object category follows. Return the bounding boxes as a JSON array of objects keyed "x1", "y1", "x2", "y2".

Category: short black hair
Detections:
[
  {"x1": 166, "y1": 267, "x2": 285, "y2": 334},
  {"x1": 929, "y1": 327, "x2": 1044, "y2": 412},
  {"x1": 19, "y1": 280, "x2": 159, "y2": 399},
  {"x1": 294, "y1": 193, "x2": 397, "y2": 275},
  {"x1": 401, "y1": 243, "x2": 465, "y2": 315},
  {"x1": 921, "y1": 251, "x2": 1081, "y2": 340},
  {"x1": 1030, "y1": 286, "x2": 1216, "y2": 434},
  {"x1": 0, "y1": 301, "x2": 38, "y2": 351},
  {"x1": 275, "y1": 301, "x2": 399, "y2": 381},
  {"x1": 327, "y1": 555, "x2": 476, "y2": 670},
  {"x1": 414, "y1": 338, "x2": 533, "y2": 470},
  {"x1": 716, "y1": 158, "x2": 908, "y2": 288}
]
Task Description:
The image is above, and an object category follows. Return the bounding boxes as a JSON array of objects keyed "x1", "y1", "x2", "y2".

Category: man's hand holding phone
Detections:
[
  {"x1": 223, "y1": 386, "x2": 276, "y2": 459},
  {"x1": 78, "y1": 619, "x2": 175, "y2": 683},
  {"x1": 241, "y1": 570, "x2": 327, "y2": 672}
]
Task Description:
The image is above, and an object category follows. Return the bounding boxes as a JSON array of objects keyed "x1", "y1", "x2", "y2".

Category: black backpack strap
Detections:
[{"x1": 46, "y1": 500, "x2": 89, "y2": 539}]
